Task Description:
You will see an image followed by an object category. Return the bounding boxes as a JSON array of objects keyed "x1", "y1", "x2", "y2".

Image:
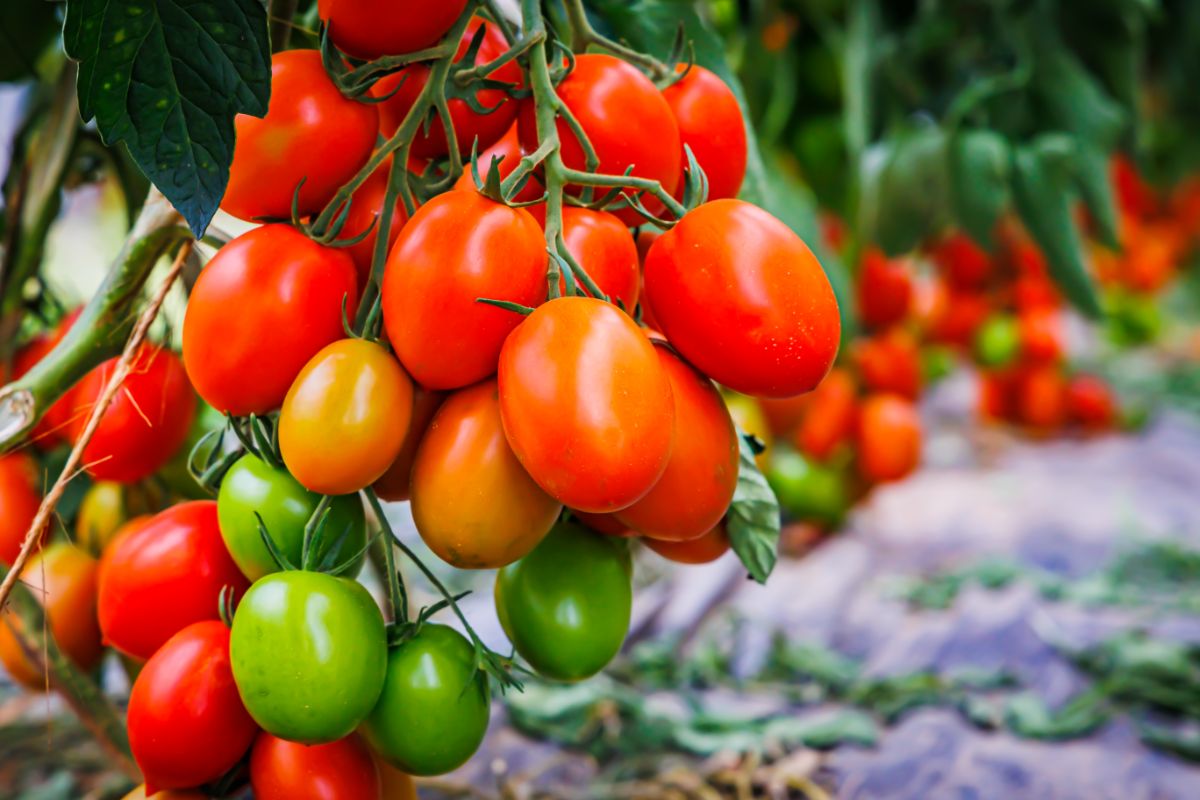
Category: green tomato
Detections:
[
  {"x1": 217, "y1": 453, "x2": 366, "y2": 580},
  {"x1": 921, "y1": 344, "x2": 958, "y2": 384},
  {"x1": 765, "y1": 446, "x2": 849, "y2": 527},
  {"x1": 973, "y1": 314, "x2": 1020, "y2": 368},
  {"x1": 361, "y1": 624, "x2": 489, "y2": 776},
  {"x1": 495, "y1": 520, "x2": 632, "y2": 682},
  {"x1": 1105, "y1": 290, "x2": 1162, "y2": 347},
  {"x1": 230, "y1": 570, "x2": 386, "y2": 743}
]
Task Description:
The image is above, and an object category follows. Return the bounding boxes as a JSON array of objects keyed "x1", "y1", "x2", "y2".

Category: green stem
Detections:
[
  {"x1": 268, "y1": 0, "x2": 299, "y2": 52},
  {"x1": 561, "y1": 0, "x2": 669, "y2": 79},
  {"x1": 562, "y1": 167, "x2": 687, "y2": 219}
]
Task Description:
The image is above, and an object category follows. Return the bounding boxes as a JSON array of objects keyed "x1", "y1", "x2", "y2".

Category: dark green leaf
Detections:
[
  {"x1": 1028, "y1": 23, "x2": 1125, "y2": 150},
  {"x1": 948, "y1": 129, "x2": 1011, "y2": 249},
  {"x1": 862, "y1": 122, "x2": 949, "y2": 256},
  {"x1": 1005, "y1": 688, "x2": 1111, "y2": 739},
  {"x1": 0, "y1": 1, "x2": 59, "y2": 82},
  {"x1": 63, "y1": 0, "x2": 271, "y2": 235},
  {"x1": 727, "y1": 433, "x2": 781, "y2": 584},
  {"x1": 1073, "y1": 142, "x2": 1122, "y2": 250}
]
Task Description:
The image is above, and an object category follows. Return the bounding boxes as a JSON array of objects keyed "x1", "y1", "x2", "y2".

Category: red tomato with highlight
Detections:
[
  {"x1": 498, "y1": 297, "x2": 675, "y2": 512},
  {"x1": 224, "y1": 50, "x2": 378, "y2": 221},
  {"x1": 793, "y1": 367, "x2": 857, "y2": 462},
  {"x1": 1066, "y1": 374, "x2": 1116, "y2": 431},
  {"x1": 65, "y1": 345, "x2": 196, "y2": 483},
  {"x1": 319, "y1": 0, "x2": 466, "y2": 59},
  {"x1": 930, "y1": 232, "x2": 992, "y2": 290},
  {"x1": 183, "y1": 225, "x2": 358, "y2": 415},
  {"x1": 0, "y1": 453, "x2": 41, "y2": 565},
  {"x1": 644, "y1": 199, "x2": 840, "y2": 398},
  {"x1": 556, "y1": 206, "x2": 639, "y2": 310},
  {"x1": 251, "y1": 732, "x2": 381, "y2": 800},
  {"x1": 1018, "y1": 309, "x2": 1064, "y2": 364},
  {"x1": 616, "y1": 343, "x2": 738, "y2": 541},
  {"x1": 661, "y1": 64, "x2": 747, "y2": 201},
  {"x1": 12, "y1": 309, "x2": 81, "y2": 446},
  {"x1": 644, "y1": 523, "x2": 730, "y2": 565},
  {"x1": 377, "y1": 18, "x2": 520, "y2": 158},
  {"x1": 98, "y1": 501, "x2": 249, "y2": 660},
  {"x1": 382, "y1": 191, "x2": 545, "y2": 389},
  {"x1": 336, "y1": 159, "x2": 409, "y2": 285},
  {"x1": 852, "y1": 328, "x2": 921, "y2": 400},
  {"x1": 128, "y1": 621, "x2": 258, "y2": 795},
  {"x1": 856, "y1": 248, "x2": 913, "y2": 330},
  {"x1": 856, "y1": 394, "x2": 921, "y2": 483}
]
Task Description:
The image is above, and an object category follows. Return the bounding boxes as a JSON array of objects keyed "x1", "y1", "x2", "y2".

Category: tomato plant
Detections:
[
  {"x1": 251, "y1": 732, "x2": 382, "y2": 800},
  {"x1": 661, "y1": 65, "x2": 747, "y2": 202},
  {"x1": 319, "y1": 0, "x2": 467, "y2": 60},
  {"x1": 555, "y1": 206, "x2": 640, "y2": 309}
]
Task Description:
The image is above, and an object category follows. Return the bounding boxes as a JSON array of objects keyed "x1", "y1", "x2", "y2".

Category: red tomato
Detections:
[
  {"x1": 98, "y1": 501, "x2": 249, "y2": 660},
  {"x1": 0, "y1": 543, "x2": 102, "y2": 690},
  {"x1": 372, "y1": 388, "x2": 446, "y2": 502},
  {"x1": 793, "y1": 367, "x2": 857, "y2": 462},
  {"x1": 224, "y1": 50, "x2": 378, "y2": 221},
  {"x1": 382, "y1": 191, "x2": 545, "y2": 390},
  {"x1": 644, "y1": 523, "x2": 730, "y2": 565},
  {"x1": 128, "y1": 621, "x2": 258, "y2": 795},
  {"x1": 643, "y1": 199, "x2": 840, "y2": 398},
  {"x1": 756, "y1": 393, "x2": 811, "y2": 438},
  {"x1": 64, "y1": 345, "x2": 196, "y2": 483},
  {"x1": 635, "y1": 229, "x2": 662, "y2": 329},
  {"x1": 319, "y1": 0, "x2": 466, "y2": 59},
  {"x1": 856, "y1": 394, "x2": 921, "y2": 483},
  {"x1": 1123, "y1": 224, "x2": 1181, "y2": 293},
  {"x1": 251, "y1": 732, "x2": 381, "y2": 800},
  {"x1": 1018, "y1": 309, "x2": 1064, "y2": 364},
  {"x1": 520, "y1": 54, "x2": 680, "y2": 225},
  {"x1": 851, "y1": 328, "x2": 921, "y2": 400},
  {"x1": 452, "y1": 123, "x2": 543, "y2": 204},
  {"x1": 856, "y1": 248, "x2": 913, "y2": 330},
  {"x1": 0, "y1": 453, "x2": 41, "y2": 565},
  {"x1": 1014, "y1": 365, "x2": 1067, "y2": 431},
  {"x1": 573, "y1": 511, "x2": 636, "y2": 538},
  {"x1": 661, "y1": 65, "x2": 746, "y2": 201},
  {"x1": 555, "y1": 206, "x2": 639, "y2": 310},
  {"x1": 376, "y1": 18, "x2": 520, "y2": 158},
  {"x1": 336, "y1": 158, "x2": 409, "y2": 286},
  {"x1": 183, "y1": 225, "x2": 358, "y2": 415},
  {"x1": 12, "y1": 309, "x2": 81, "y2": 447},
  {"x1": 616, "y1": 344, "x2": 737, "y2": 541},
  {"x1": 977, "y1": 369, "x2": 1017, "y2": 423},
  {"x1": 498, "y1": 297, "x2": 675, "y2": 512},
  {"x1": 930, "y1": 232, "x2": 992, "y2": 290},
  {"x1": 1066, "y1": 374, "x2": 1116, "y2": 431},
  {"x1": 923, "y1": 284, "x2": 990, "y2": 348},
  {"x1": 1111, "y1": 153, "x2": 1157, "y2": 219}
]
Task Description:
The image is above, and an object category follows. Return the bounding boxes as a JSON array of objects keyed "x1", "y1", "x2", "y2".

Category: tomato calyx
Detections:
[{"x1": 253, "y1": 495, "x2": 376, "y2": 576}]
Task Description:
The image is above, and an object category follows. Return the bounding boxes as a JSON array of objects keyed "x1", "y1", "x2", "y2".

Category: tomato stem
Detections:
[{"x1": 561, "y1": 0, "x2": 670, "y2": 80}]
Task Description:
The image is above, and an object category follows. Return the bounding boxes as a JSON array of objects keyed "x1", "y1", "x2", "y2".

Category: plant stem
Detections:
[
  {"x1": 561, "y1": 0, "x2": 669, "y2": 79},
  {"x1": 268, "y1": 0, "x2": 300, "y2": 52}
]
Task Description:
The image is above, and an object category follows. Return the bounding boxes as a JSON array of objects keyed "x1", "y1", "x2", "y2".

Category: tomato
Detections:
[
  {"x1": 644, "y1": 523, "x2": 730, "y2": 565},
  {"x1": 756, "y1": 394, "x2": 811, "y2": 438},
  {"x1": 183, "y1": 225, "x2": 359, "y2": 415},
  {"x1": 382, "y1": 190, "x2": 546, "y2": 390},
  {"x1": 616, "y1": 344, "x2": 737, "y2": 541},
  {"x1": 573, "y1": 511, "x2": 636, "y2": 537},
  {"x1": 336, "y1": 159, "x2": 409, "y2": 285},
  {"x1": 793, "y1": 367, "x2": 857, "y2": 462},
  {"x1": 231, "y1": 570, "x2": 386, "y2": 743},
  {"x1": 495, "y1": 520, "x2": 631, "y2": 681},
  {"x1": 1018, "y1": 309, "x2": 1064, "y2": 363},
  {"x1": 122, "y1": 787, "x2": 205, "y2": 800},
  {"x1": 0, "y1": 452, "x2": 41, "y2": 565},
  {"x1": 223, "y1": 50, "x2": 378, "y2": 221},
  {"x1": 319, "y1": 0, "x2": 466, "y2": 59},
  {"x1": 977, "y1": 368, "x2": 1018, "y2": 423},
  {"x1": 377, "y1": 18, "x2": 520, "y2": 158},
  {"x1": 64, "y1": 344, "x2": 196, "y2": 483},
  {"x1": 251, "y1": 732, "x2": 381, "y2": 800},
  {"x1": 856, "y1": 248, "x2": 913, "y2": 330},
  {"x1": 852, "y1": 328, "x2": 921, "y2": 400},
  {"x1": 0, "y1": 543, "x2": 102, "y2": 690},
  {"x1": 973, "y1": 314, "x2": 1021, "y2": 368},
  {"x1": 923, "y1": 284, "x2": 990, "y2": 348},
  {"x1": 1014, "y1": 364, "x2": 1067, "y2": 431},
  {"x1": 373, "y1": 388, "x2": 445, "y2": 502},
  {"x1": 930, "y1": 232, "x2": 992, "y2": 290},
  {"x1": 12, "y1": 309, "x2": 81, "y2": 447},
  {"x1": 1111, "y1": 154, "x2": 1157, "y2": 219},
  {"x1": 452, "y1": 123, "x2": 543, "y2": 203},
  {"x1": 127, "y1": 621, "x2": 257, "y2": 794},
  {"x1": 98, "y1": 501, "x2": 248, "y2": 660},
  {"x1": 661, "y1": 64, "x2": 746, "y2": 201},
  {"x1": 75, "y1": 481, "x2": 125, "y2": 556},
  {"x1": 376, "y1": 761, "x2": 419, "y2": 800},
  {"x1": 280, "y1": 339, "x2": 414, "y2": 495},
  {"x1": 1066, "y1": 374, "x2": 1116, "y2": 431},
  {"x1": 217, "y1": 453, "x2": 367, "y2": 580},
  {"x1": 1123, "y1": 225, "x2": 1180, "y2": 293},
  {"x1": 723, "y1": 391, "x2": 772, "y2": 470},
  {"x1": 498, "y1": 297, "x2": 675, "y2": 512},
  {"x1": 644, "y1": 199, "x2": 840, "y2": 397},
  {"x1": 554, "y1": 206, "x2": 640, "y2": 310},
  {"x1": 411, "y1": 380, "x2": 560, "y2": 569},
  {"x1": 519, "y1": 54, "x2": 680, "y2": 225},
  {"x1": 766, "y1": 447, "x2": 849, "y2": 527},
  {"x1": 362, "y1": 624, "x2": 489, "y2": 776},
  {"x1": 856, "y1": 394, "x2": 921, "y2": 483}
]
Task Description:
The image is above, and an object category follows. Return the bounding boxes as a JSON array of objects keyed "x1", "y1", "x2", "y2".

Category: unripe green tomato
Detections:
[
  {"x1": 495, "y1": 520, "x2": 632, "y2": 682},
  {"x1": 230, "y1": 570, "x2": 386, "y2": 743},
  {"x1": 973, "y1": 314, "x2": 1020, "y2": 368},
  {"x1": 921, "y1": 344, "x2": 958, "y2": 384},
  {"x1": 361, "y1": 624, "x2": 490, "y2": 776},
  {"x1": 765, "y1": 446, "x2": 849, "y2": 528},
  {"x1": 217, "y1": 453, "x2": 366, "y2": 580},
  {"x1": 76, "y1": 481, "x2": 126, "y2": 556}
]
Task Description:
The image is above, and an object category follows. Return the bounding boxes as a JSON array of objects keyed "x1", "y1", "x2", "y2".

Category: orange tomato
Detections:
[
  {"x1": 852, "y1": 328, "x2": 921, "y2": 400},
  {"x1": 856, "y1": 394, "x2": 921, "y2": 483},
  {"x1": 644, "y1": 523, "x2": 730, "y2": 565},
  {"x1": 793, "y1": 367, "x2": 857, "y2": 462},
  {"x1": 1018, "y1": 309, "x2": 1064, "y2": 364},
  {"x1": 372, "y1": 388, "x2": 446, "y2": 503},
  {"x1": 1014, "y1": 364, "x2": 1068, "y2": 431}
]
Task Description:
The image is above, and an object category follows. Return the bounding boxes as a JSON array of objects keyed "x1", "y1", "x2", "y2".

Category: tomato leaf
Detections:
[
  {"x1": 63, "y1": 0, "x2": 271, "y2": 236},
  {"x1": 948, "y1": 129, "x2": 1011, "y2": 250},
  {"x1": 727, "y1": 433, "x2": 781, "y2": 584}
]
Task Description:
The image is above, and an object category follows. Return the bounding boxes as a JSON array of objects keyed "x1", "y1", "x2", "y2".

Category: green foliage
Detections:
[{"x1": 726, "y1": 434, "x2": 782, "y2": 583}]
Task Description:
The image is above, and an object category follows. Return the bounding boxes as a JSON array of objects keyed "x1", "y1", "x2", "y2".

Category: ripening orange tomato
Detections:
[
  {"x1": 411, "y1": 380, "x2": 561, "y2": 569},
  {"x1": 372, "y1": 388, "x2": 446, "y2": 503},
  {"x1": 280, "y1": 339, "x2": 414, "y2": 495},
  {"x1": 498, "y1": 297, "x2": 675, "y2": 512},
  {"x1": 793, "y1": 367, "x2": 857, "y2": 462},
  {"x1": 852, "y1": 328, "x2": 922, "y2": 400},
  {"x1": 856, "y1": 394, "x2": 921, "y2": 483},
  {"x1": 644, "y1": 523, "x2": 730, "y2": 565},
  {"x1": 615, "y1": 343, "x2": 738, "y2": 542},
  {"x1": 1014, "y1": 364, "x2": 1068, "y2": 431}
]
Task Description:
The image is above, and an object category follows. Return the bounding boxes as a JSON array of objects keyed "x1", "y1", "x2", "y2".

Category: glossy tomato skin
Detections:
[
  {"x1": 377, "y1": 18, "x2": 520, "y2": 158},
  {"x1": 280, "y1": 339, "x2": 414, "y2": 495},
  {"x1": 373, "y1": 388, "x2": 445, "y2": 502},
  {"x1": 362, "y1": 624, "x2": 489, "y2": 776},
  {"x1": 98, "y1": 501, "x2": 248, "y2": 660},
  {"x1": 66, "y1": 345, "x2": 196, "y2": 483},
  {"x1": 644, "y1": 199, "x2": 841, "y2": 398},
  {"x1": 793, "y1": 367, "x2": 857, "y2": 462},
  {"x1": 0, "y1": 453, "x2": 41, "y2": 565},
  {"x1": 412, "y1": 380, "x2": 560, "y2": 569},
  {"x1": 337, "y1": 159, "x2": 409, "y2": 285},
  {"x1": 319, "y1": 0, "x2": 466, "y2": 59},
  {"x1": 556, "y1": 206, "x2": 640, "y2": 310},
  {"x1": 217, "y1": 453, "x2": 367, "y2": 581},
  {"x1": 661, "y1": 64, "x2": 747, "y2": 201},
  {"x1": 498, "y1": 297, "x2": 675, "y2": 513},
  {"x1": 251, "y1": 732, "x2": 381, "y2": 800},
  {"x1": 224, "y1": 50, "x2": 378, "y2": 220},
  {"x1": 0, "y1": 544, "x2": 102, "y2": 690},
  {"x1": 856, "y1": 248, "x2": 913, "y2": 330},
  {"x1": 616, "y1": 343, "x2": 738, "y2": 541},
  {"x1": 519, "y1": 54, "x2": 680, "y2": 225},
  {"x1": 183, "y1": 225, "x2": 359, "y2": 416},
  {"x1": 856, "y1": 394, "x2": 922, "y2": 483},
  {"x1": 382, "y1": 191, "x2": 545, "y2": 390},
  {"x1": 644, "y1": 523, "x2": 730, "y2": 564},
  {"x1": 128, "y1": 621, "x2": 258, "y2": 794},
  {"x1": 230, "y1": 570, "x2": 386, "y2": 743},
  {"x1": 495, "y1": 520, "x2": 631, "y2": 681}
]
